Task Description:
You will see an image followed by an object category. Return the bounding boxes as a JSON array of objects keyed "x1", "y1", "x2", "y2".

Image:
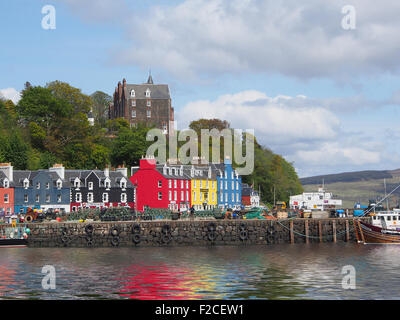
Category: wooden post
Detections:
[
  {"x1": 305, "y1": 219, "x2": 309, "y2": 244},
  {"x1": 345, "y1": 220, "x2": 350, "y2": 242},
  {"x1": 332, "y1": 220, "x2": 337, "y2": 243},
  {"x1": 290, "y1": 220, "x2": 294, "y2": 244},
  {"x1": 319, "y1": 221, "x2": 322, "y2": 243}
]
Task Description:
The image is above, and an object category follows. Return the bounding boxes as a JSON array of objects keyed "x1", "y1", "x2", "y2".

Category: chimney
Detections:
[
  {"x1": 49, "y1": 163, "x2": 65, "y2": 179},
  {"x1": 104, "y1": 165, "x2": 109, "y2": 178},
  {"x1": 0, "y1": 163, "x2": 13, "y2": 182},
  {"x1": 116, "y1": 164, "x2": 128, "y2": 177}
]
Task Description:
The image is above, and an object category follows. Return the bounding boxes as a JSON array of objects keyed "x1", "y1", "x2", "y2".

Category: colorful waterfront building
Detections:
[
  {"x1": 68, "y1": 166, "x2": 134, "y2": 212},
  {"x1": 130, "y1": 158, "x2": 191, "y2": 212},
  {"x1": 0, "y1": 163, "x2": 14, "y2": 216},
  {"x1": 13, "y1": 165, "x2": 70, "y2": 214},
  {"x1": 189, "y1": 165, "x2": 217, "y2": 211},
  {"x1": 211, "y1": 158, "x2": 242, "y2": 210},
  {"x1": 241, "y1": 184, "x2": 260, "y2": 208}
]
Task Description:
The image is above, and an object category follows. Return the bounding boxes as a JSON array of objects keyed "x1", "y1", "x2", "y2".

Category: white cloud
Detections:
[
  {"x1": 177, "y1": 90, "x2": 340, "y2": 145},
  {"x1": 112, "y1": 0, "x2": 400, "y2": 80},
  {"x1": 0, "y1": 88, "x2": 21, "y2": 104},
  {"x1": 177, "y1": 90, "x2": 391, "y2": 177}
]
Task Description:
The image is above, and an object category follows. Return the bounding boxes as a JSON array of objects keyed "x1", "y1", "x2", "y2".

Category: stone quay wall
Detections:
[{"x1": 20, "y1": 218, "x2": 370, "y2": 248}]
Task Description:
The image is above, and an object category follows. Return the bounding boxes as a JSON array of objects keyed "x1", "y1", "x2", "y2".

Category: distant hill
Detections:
[
  {"x1": 300, "y1": 170, "x2": 394, "y2": 185},
  {"x1": 301, "y1": 168, "x2": 400, "y2": 209}
]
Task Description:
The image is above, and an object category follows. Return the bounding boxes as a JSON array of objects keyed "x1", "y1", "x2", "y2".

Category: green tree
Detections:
[{"x1": 91, "y1": 91, "x2": 112, "y2": 126}]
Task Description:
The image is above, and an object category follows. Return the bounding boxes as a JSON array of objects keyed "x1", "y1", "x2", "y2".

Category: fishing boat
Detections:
[
  {"x1": 354, "y1": 209, "x2": 400, "y2": 244},
  {"x1": 0, "y1": 226, "x2": 29, "y2": 247}
]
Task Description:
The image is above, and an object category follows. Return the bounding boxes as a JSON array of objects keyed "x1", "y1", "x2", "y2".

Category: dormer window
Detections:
[
  {"x1": 46, "y1": 182, "x2": 50, "y2": 189},
  {"x1": 105, "y1": 179, "x2": 111, "y2": 189},
  {"x1": 74, "y1": 178, "x2": 80, "y2": 188},
  {"x1": 130, "y1": 89, "x2": 135, "y2": 97},
  {"x1": 145, "y1": 88, "x2": 151, "y2": 97},
  {"x1": 88, "y1": 182, "x2": 93, "y2": 190},
  {"x1": 3, "y1": 179, "x2": 9, "y2": 188},
  {"x1": 120, "y1": 179, "x2": 126, "y2": 189},
  {"x1": 36, "y1": 182, "x2": 40, "y2": 189},
  {"x1": 56, "y1": 180, "x2": 62, "y2": 189},
  {"x1": 23, "y1": 179, "x2": 29, "y2": 189}
]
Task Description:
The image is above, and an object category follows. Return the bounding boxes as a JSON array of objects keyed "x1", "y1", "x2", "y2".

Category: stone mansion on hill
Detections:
[{"x1": 108, "y1": 75, "x2": 174, "y2": 134}]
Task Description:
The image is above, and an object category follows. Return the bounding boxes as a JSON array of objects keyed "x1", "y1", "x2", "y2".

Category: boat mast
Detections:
[{"x1": 384, "y1": 178, "x2": 390, "y2": 211}]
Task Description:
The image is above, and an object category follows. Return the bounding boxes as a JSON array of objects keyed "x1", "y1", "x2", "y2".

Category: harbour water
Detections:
[{"x1": 0, "y1": 243, "x2": 399, "y2": 300}]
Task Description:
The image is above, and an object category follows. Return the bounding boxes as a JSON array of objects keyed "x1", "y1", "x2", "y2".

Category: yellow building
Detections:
[{"x1": 189, "y1": 165, "x2": 217, "y2": 210}]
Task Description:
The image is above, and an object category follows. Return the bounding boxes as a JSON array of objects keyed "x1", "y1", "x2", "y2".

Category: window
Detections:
[
  {"x1": 232, "y1": 182, "x2": 234, "y2": 190},
  {"x1": 394, "y1": 216, "x2": 397, "y2": 221},
  {"x1": 57, "y1": 194, "x2": 61, "y2": 203},
  {"x1": 121, "y1": 181, "x2": 126, "y2": 189},
  {"x1": 174, "y1": 191, "x2": 177, "y2": 201},
  {"x1": 225, "y1": 181, "x2": 227, "y2": 189},
  {"x1": 46, "y1": 182, "x2": 50, "y2": 189},
  {"x1": 36, "y1": 182, "x2": 40, "y2": 189},
  {"x1": 213, "y1": 181, "x2": 215, "y2": 189},
  {"x1": 225, "y1": 193, "x2": 228, "y2": 202},
  {"x1": 387, "y1": 216, "x2": 392, "y2": 221},
  {"x1": 88, "y1": 182, "x2": 93, "y2": 190},
  {"x1": 74, "y1": 179, "x2": 80, "y2": 188},
  {"x1": 146, "y1": 100, "x2": 151, "y2": 107},
  {"x1": 220, "y1": 180, "x2": 223, "y2": 190},
  {"x1": 319, "y1": 195, "x2": 323, "y2": 200},
  {"x1": 236, "y1": 181, "x2": 239, "y2": 190},
  {"x1": 46, "y1": 194, "x2": 50, "y2": 203},
  {"x1": 131, "y1": 100, "x2": 136, "y2": 107},
  {"x1": 231, "y1": 172, "x2": 234, "y2": 179},
  {"x1": 169, "y1": 191, "x2": 172, "y2": 201},
  {"x1": 158, "y1": 180, "x2": 162, "y2": 188},
  {"x1": 147, "y1": 109, "x2": 151, "y2": 118},
  {"x1": 121, "y1": 193, "x2": 127, "y2": 203},
  {"x1": 236, "y1": 193, "x2": 239, "y2": 202},
  {"x1": 57, "y1": 181, "x2": 62, "y2": 189},
  {"x1": 174, "y1": 180, "x2": 177, "y2": 188},
  {"x1": 169, "y1": 180, "x2": 172, "y2": 188},
  {"x1": 36, "y1": 194, "x2": 40, "y2": 202},
  {"x1": 181, "y1": 191, "x2": 184, "y2": 201},
  {"x1": 212, "y1": 192, "x2": 215, "y2": 202},
  {"x1": 145, "y1": 89, "x2": 151, "y2": 97},
  {"x1": 181, "y1": 180, "x2": 183, "y2": 189},
  {"x1": 193, "y1": 191, "x2": 196, "y2": 201},
  {"x1": 87, "y1": 193, "x2": 93, "y2": 203},
  {"x1": 102, "y1": 193, "x2": 108, "y2": 203},
  {"x1": 220, "y1": 193, "x2": 223, "y2": 201},
  {"x1": 158, "y1": 192, "x2": 162, "y2": 200},
  {"x1": 24, "y1": 194, "x2": 28, "y2": 203},
  {"x1": 76, "y1": 193, "x2": 82, "y2": 203},
  {"x1": 130, "y1": 89, "x2": 135, "y2": 97},
  {"x1": 193, "y1": 180, "x2": 196, "y2": 188},
  {"x1": 186, "y1": 180, "x2": 189, "y2": 189},
  {"x1": 4, "y1": 194, "x2": 8, "y2": 203},
  {"x1": 132, "y1": 109, "x2": 136, "y2": 118},
  {"x1": 3, "y1": 179, "x2": 9, "y2": 188},
  {"x1": 105, "y1": 180, "x2": 110, "y2": 189},
  {"x1": 24, "y1": 180, "x2": 29, "y2": 189},
  {"x1": 186, "y1": 191, "x2": 189, "y2": 201}
]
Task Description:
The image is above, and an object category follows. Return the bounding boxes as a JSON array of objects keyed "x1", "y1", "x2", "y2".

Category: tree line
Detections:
[{"x1": 0, "y1": 81, "x2": 303, "y2": 204}]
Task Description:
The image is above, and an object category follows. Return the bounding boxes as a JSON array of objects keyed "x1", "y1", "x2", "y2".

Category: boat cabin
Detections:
[{"x1": 371, "y1": 209, "x2": 400, "y2": 230}]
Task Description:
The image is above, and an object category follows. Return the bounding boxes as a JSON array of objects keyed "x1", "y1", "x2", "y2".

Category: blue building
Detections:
[
  {"x1": 212, "y1": 159, "x2": 242, "y2": 210},
  {"x1": 14, "y1": 164, "x2": 71, "y2": 214}
]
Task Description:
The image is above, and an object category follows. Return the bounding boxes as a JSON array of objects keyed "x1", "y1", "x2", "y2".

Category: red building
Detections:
[{"x1": 130, "y1": 158, "x2": 191, "y2": 212}]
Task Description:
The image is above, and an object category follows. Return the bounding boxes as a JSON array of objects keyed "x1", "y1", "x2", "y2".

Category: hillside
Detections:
[{"x1": 301, "y1": 169, "x2": 400, "y2": 209}]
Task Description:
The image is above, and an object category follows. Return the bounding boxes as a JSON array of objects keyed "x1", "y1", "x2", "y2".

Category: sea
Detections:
[{"x1": 0, "y1": 243, "x2": 398, "y2": 300}]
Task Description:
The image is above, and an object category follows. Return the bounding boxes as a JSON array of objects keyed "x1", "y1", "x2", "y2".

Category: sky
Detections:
[{"x1": 1, "y1": 0, "x2": 400, "y2": 178}]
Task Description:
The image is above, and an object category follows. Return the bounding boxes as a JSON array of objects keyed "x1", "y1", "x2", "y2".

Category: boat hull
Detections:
[{"x1": 355, "y1": 220, "x2": 400, "y2": 244}]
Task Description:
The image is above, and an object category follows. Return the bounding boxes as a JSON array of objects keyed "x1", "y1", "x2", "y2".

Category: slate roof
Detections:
[{"x1": 125, "y1": 84, "x2": 170, "y2": 100}]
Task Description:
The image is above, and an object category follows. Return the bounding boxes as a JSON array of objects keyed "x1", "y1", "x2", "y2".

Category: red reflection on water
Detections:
[
  {"x1": 117, "y1": 264, "x2": 205, "y2": 300},
  {"x1": 0, "y1": 264, "x2": 18, "y2": 296}
]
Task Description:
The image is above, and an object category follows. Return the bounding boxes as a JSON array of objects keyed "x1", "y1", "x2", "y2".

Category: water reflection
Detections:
[{"x1": 2, "y1": 244, "x2": 400, "y2": 299}]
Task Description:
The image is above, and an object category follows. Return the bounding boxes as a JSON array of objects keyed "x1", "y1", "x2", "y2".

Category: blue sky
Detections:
[{"x1": 1, "y1": 0, "x2": 400, "y2": 178}]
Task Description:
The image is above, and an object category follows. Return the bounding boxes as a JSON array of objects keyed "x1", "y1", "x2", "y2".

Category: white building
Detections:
[{"x1": 290, "y1": 188, "x2": 342, "y2": 211}]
